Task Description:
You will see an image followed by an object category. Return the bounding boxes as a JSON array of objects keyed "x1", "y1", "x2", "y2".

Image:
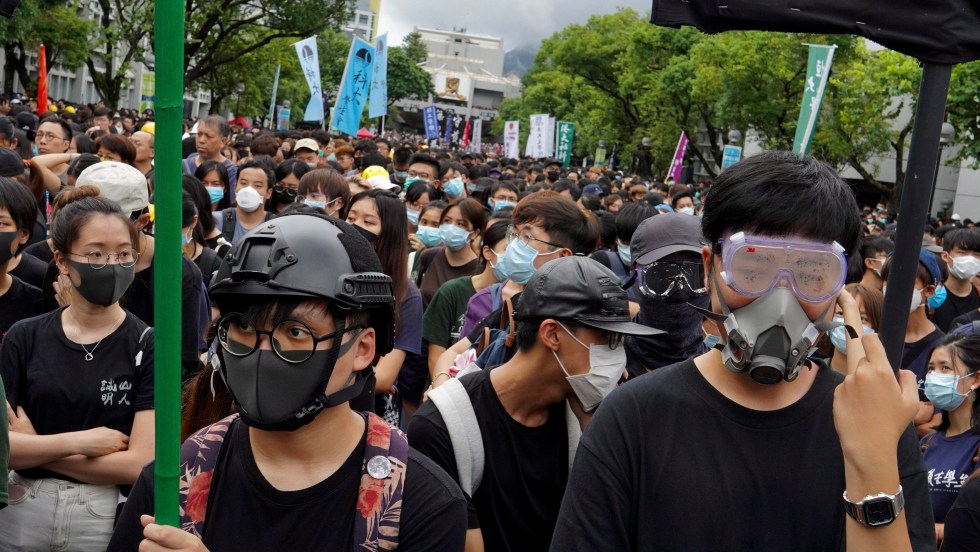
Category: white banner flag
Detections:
[
  {"x1": 293, "y1": 36, "x2": 324, "y2": 121},
  {"x1": 527, "y1": 114, "x2": 550, "y2": 158},
  {"x1": 471, "y1": 118, "x2": 482, "y2": 150},
  {"x1": 504, "y1": 121, "x2": 519, "y2": 158}
]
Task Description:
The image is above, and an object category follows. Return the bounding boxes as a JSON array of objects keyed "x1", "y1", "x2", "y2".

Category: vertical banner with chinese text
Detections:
[
  {"x1": 556, "y1": 122, "x2": 575, "y2": 167},
  {"x1": 330, "y1": 37, "x2": 375, "y2": 135},
  {"x1": 504, "y1": 121, "x2": 519, "y2": 158},
  {"x1": 294, "y1": 37, "x2": 325, "y2": 122},
  {"x1": 368, "y1": 33, "x2": 388, "y2": 118},
  {"x1": 423, "y1": 105, "x2": 440, "y2": 140},
  {"x1": 792, "y1": 44, "x2": 836, "y2": 155}
]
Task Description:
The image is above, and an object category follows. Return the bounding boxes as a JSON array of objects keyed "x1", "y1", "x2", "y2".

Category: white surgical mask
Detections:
[
  {"x1": 678, "y1": 207, "x2": 695, "y2": 216},
  {"x1": 235, "y1": 186, "x2": 263, "y2": 213},
  {"x1": 552, "y1": 322, "x2": 626, "y2": 412},
  {"x1": 950, "y1": 255, "x2": 980, "y2": 280}
]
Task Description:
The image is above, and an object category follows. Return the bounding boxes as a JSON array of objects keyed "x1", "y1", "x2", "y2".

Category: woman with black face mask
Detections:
[
  {"x1": 0, "y1": 196, "x2": 154, "y2": 551},
  {"x1": 268, "y1": 158, "x2": 310, "y2": 214},
  {"x1": 344, "y1": 189, "x2": 423, "y2": 426}
]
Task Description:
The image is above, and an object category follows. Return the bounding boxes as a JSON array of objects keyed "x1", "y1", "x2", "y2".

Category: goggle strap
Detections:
[{"x1": 621, "y1": 270, "x2": 637, "y2": 291}]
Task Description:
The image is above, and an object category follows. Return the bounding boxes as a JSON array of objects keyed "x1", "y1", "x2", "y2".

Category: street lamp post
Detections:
[
  {"x1": 929, "y1": 121, "x2": 956, "y2": 218},
  {"x1": 235, "y1": 82, "x2": 245, "y2": 117}
]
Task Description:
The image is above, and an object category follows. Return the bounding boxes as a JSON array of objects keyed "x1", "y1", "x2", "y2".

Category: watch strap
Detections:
[{"x1": 843, "y1": 485, "x2": 905, "y2": 527}]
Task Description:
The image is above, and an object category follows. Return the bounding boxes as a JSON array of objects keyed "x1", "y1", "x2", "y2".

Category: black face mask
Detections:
[
  {"x1": 217, "y1": 322, "x2": 369, "y2": 432},
  {"x1": 273, "y1": 185, "x2": 297, "y2": 205},
  {"x1": 353, "y1": 224, "x2": 378, "y2": 244},
  {"x1": 0, "y1": 231, "x2": 18, "y2": 266},
  {"x1": 625, "y1": 289, "x2": 711, "y2": 376},
  {"x1": 68, "y1": 260, "x2": 136, "y2": 307}
]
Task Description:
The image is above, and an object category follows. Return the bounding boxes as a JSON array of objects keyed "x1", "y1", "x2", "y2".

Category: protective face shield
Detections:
[
  {"x1": 215, "y1": 312, "x2": 366, "y2": 431},
  {"x1": 691, "y1": 233, "x2": 849, "y2": 385}
]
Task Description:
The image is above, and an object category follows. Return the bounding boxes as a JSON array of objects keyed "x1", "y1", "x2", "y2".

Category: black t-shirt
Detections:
[
  {"x1": 193, "y1": 246, "x2": 221, "y2": 287},
  {"x1": 943, "y1": 475, "x2": 980, "y2": 551},
  {"x1": 10, "y1": 252, "x2": 49, "y2": 289},
  {"x1": 1, "y1": 308, "x2": 154, "y2": 481},
  {"x1": 122, "y1": 255, "x2": 203, "y2": 371},
  {"x1": 0, "y1": 276, "x2": 42, "y2": 342},
  {"x1": 408, "y1": 367, "x2": 569, "y2": 552},
  {"x1": 950, "y1": 308, "x2": 980, "y2": 332},
  {"x1": 107, "y1": 417, "x2": 467, "y2": 552},
  {"x1": 548, "y1": 359, "x2": 936, "y2": 552},
  {"x1": 933, "y1": 286, "x2": 980, "y2": 333},
  {"x1": 22, "y1": 239, "x2": 54, "y2": 264}
]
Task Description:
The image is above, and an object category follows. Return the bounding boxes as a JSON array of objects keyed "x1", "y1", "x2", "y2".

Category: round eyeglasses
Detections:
[
  {"x1": 69, "y1": 249, "x2": 139, "y2": 269},
  {"x1": 216, "y1": 313, "x2": 363, "y2": 364}
]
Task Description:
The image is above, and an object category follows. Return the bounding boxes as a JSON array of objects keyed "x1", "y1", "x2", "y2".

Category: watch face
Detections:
[{"x1": 864, "y1": 498, "x2": 896, "y2": 527}]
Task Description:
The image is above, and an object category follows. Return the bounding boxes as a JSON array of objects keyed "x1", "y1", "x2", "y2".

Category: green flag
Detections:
[
  {"x1": 556, "y1": 122, "x2": 575, "y2": 168},
  {"x1": 792, "y1": 44, "x2": 836, "y2": 155}
]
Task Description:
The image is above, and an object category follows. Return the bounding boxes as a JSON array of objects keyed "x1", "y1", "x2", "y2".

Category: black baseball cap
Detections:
[
  {"x1": 631, "y1": 213, "x2": 706, "y2": 266},
  {"x1": 516, "y1": 256, "x2": 663, "y2": 336}
]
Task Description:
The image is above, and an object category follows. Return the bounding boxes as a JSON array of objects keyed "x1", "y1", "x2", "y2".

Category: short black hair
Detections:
[
  {"x1": 702, "y1": 151, "x2": 861, "y2": 257},
  {"x1": 514, "y1": 316, "x2": 545, "y2": 352},
  {"x1": 615, "y1": 202, "x2": 656, "y2": 244},
  {"x1": 38, "y1": 117, "x2": 72, "y2": 142},
  {"x1": 409, "y1": 153, "x2": 440, "y2": 181},
  {"x1": 552, "y1": 179, "x2": 581, "y2": 201},
  {"x1": 239, "y1": 158, "x2": 275, "y2": 187},
  {"x1": 846, "y1": 235, "x2": 895, "y2": 283},
  {"x1": 943, "y1": 228, "x2": 980, "y2": 253},
  {"x1": 0, "y1": 177, "x2": 38, "y2": 252}
]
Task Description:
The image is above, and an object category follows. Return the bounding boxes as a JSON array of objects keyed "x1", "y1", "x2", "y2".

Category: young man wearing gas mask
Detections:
[
  {"x1": 107, "y1": 213, "x2": 466, "y2": 551},
  {"x1": 624, "y1": 212, "x2": 711, "y2": 377},
  {"x1": 932, "y1": 228, "x2": 980, "y2": 332},
  {"x1": 550, "y1": 151, "x2": 934, "y2": 551},
  {"x1": 410, "y1": 256, "x2": 661, "y2": 552}
]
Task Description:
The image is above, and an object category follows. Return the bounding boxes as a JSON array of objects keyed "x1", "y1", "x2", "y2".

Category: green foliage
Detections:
[
  {"x1": 386, "y1": 46, "x2": 435, "y2": 106},
  {"x1": 509, "y1": 7, "x2": 973, "y2": 201},
  {"x1": 402, "y1": 31, "x2": 428, "y2": 64},
  {"x1": 948, "y1": 61, "x2": 980, "y2": 169}
]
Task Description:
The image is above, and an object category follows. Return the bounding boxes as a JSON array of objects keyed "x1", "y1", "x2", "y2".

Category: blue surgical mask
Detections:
[
  {"x1": 925, "y1": 372, "x2": 971, "y2": 412},
  {"x1": 416, "y1": 226, "x2": 443, "y2": 248},
  {"x1": 444, "y1": 177, "x2": 465, "y2": 198},
  {"x1": 404, "y1": 176, "x2": 421, "y2": 189},
  {"x1": 440, "y1": 224, "x2": 471, "y2": 251},
  {"x1": 406, "y1": 207, "x2": 421, "y2": 226},
  {"x1": 829, "y1": 317, "x2": 875, "y2": 355},
  {"x1": 489, "y1": 252, "x2": 509, "y2": 282},
  {"x1": 490, "y1": 199, "x2": 516, "y2": 213},
  {"x1": 304, "y1": 199, "x2": 326, "y2": 209},
  {"x1": 703, "y1": 332, "x2": 720, "y2": 350},
  {"x1": 928, "y1": 285, "x2": 948, "y2": 309},
  {"x1": 616, "y1": 242, "x2": 631, "y2": 266},
  {"x1": 394, "y1": 170, "x2": 409, "y2": 182},
  {"x1": 500, "y1": 238, "x2": 558, "y2": 285},
  {"x1": 181, "y1": 231, "x2": 192, "y2": 246},
  {"x1": 206, "y1": 186, "x2": 225, "y2": 204}
]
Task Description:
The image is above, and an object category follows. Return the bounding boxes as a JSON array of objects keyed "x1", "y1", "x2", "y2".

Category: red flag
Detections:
[
  {"x1": 461, "y1": 117, "x2": 471, "y2": 147},
  {"x1": 37, "y1": 45, "x2": 48, "y2": 114}
]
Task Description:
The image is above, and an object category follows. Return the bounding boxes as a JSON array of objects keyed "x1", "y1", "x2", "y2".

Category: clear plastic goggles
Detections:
[
  {"x1": 719, "y1": 232, "x2": 846, "y2": 303},
  {"x1": 637, "y1": 261, "x2": 707, "y2": 298}
]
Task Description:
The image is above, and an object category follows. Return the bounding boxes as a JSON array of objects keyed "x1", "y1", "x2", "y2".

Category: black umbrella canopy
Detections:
[{"x1": 651, "y1": 0, "x2": 980, "y2": 64}]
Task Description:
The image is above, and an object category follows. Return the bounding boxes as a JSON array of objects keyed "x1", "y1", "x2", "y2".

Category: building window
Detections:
[{"x1": 358, "y1": 14, "x2": 368, "y2": 24}]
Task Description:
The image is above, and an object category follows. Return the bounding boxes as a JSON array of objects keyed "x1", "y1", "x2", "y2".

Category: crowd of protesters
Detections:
[{"x1": 0, "y1": 97, "x2": 980, "y2": 551}]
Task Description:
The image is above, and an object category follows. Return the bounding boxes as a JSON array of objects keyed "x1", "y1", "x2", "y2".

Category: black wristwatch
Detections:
[{"x1": 843, "y1": 486, "x2": 905, "y2": 527}]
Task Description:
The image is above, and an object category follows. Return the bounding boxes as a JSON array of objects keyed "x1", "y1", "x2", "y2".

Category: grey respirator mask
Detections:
[{"x1": 691, "y1": 272, "x2": 847, "y2": 385}]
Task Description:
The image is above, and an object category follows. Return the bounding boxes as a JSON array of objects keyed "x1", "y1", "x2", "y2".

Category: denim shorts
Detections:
[{"x1": 0, "y1": 472, "x2": 119, "y2": 551}]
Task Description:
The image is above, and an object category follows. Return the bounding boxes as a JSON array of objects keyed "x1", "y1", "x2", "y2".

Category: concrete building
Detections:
[
  {"x1": 344, "y1": 0, "x2": 381, "y2": 42},
  {"x1": 394, "y1": 26, "x2": 521, "y2": 139}
]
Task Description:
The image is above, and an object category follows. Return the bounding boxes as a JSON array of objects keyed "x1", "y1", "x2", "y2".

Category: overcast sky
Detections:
[{"x1": 378, "y1": 0, "x2": 652, "y2": 51}]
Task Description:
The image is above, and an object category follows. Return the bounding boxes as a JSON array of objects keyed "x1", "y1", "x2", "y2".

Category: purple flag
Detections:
[{"x1": 667, "y1": 132, "x2": 689, "y2": 182}]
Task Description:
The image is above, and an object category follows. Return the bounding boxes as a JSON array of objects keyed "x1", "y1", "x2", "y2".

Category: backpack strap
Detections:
[
  {"x1": 427, "y1": 377, "x2": 483, "y2": 497},
  {"x1": 489, "y1": 283, "x2": 503, "y2": 313},
  {"x1": 503, "y1": 297, "x2": 515, "y2": 349},
  {"x1": 178, "y1": 414, "x2": 239, "y2": 537},
  {"x1": 220, "y1": 208, "x2": 237, "y2": 242},
  {"x1": 605, "y1": 250, "x2": 629, "y2": 284},
  {"x1": 354, "y1": 412, "x2": 410, "y2": 551}
]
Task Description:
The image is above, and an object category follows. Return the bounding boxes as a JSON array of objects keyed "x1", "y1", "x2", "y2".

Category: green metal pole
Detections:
[{"x1": 153, "y1": 0, "x2": 184, "y2": 527}]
